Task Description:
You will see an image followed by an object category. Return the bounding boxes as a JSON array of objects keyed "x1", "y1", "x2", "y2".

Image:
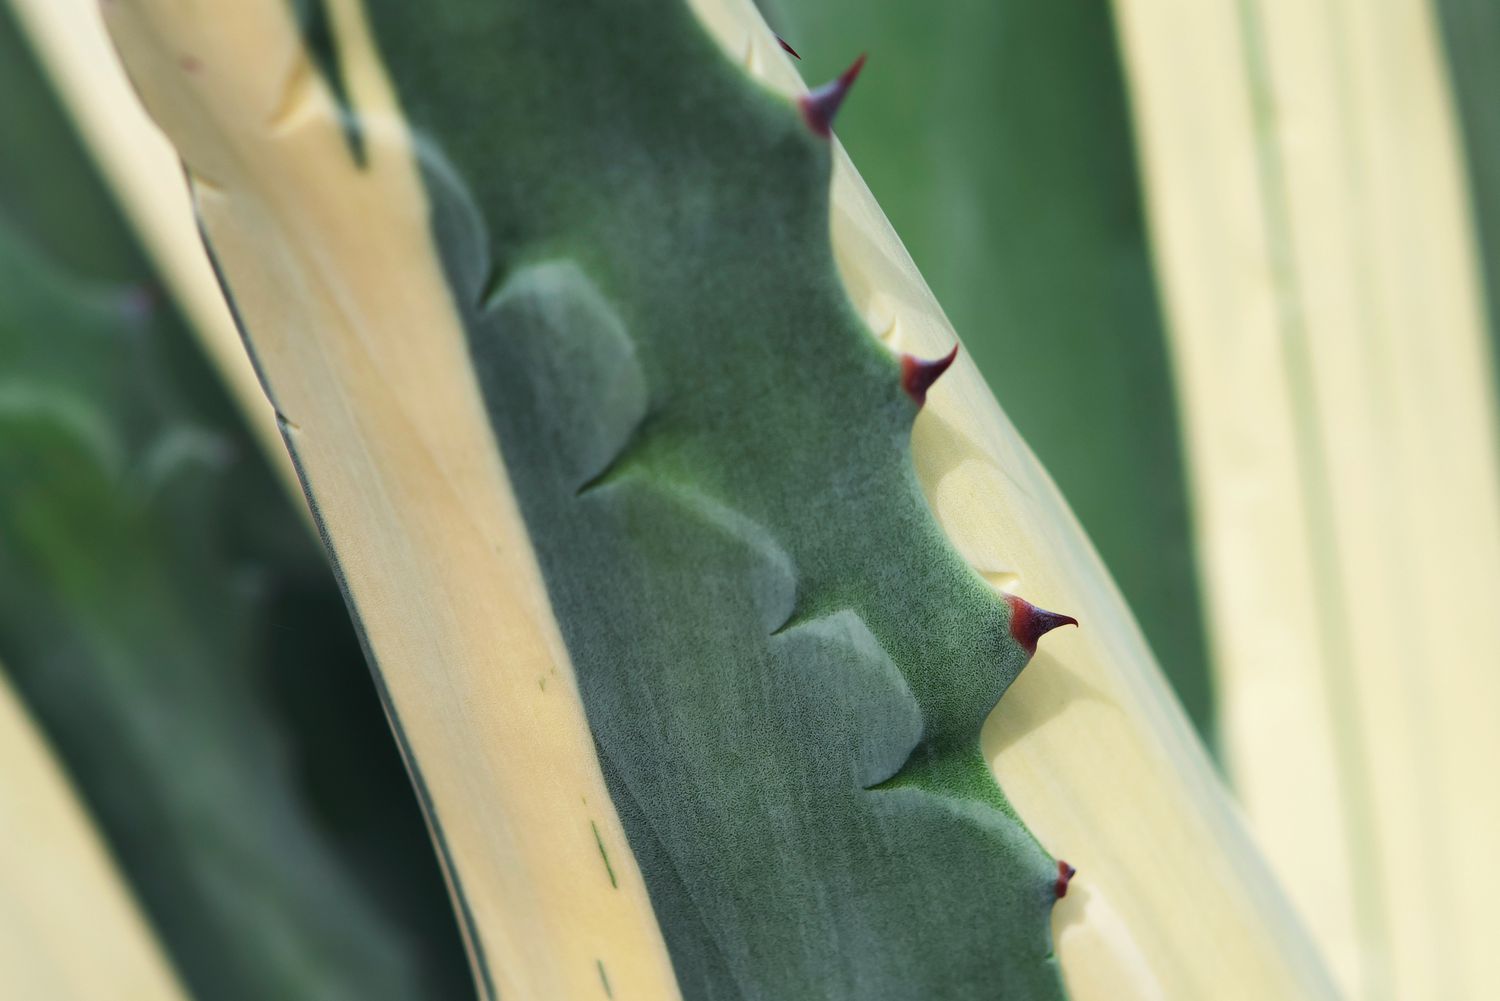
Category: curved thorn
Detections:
[
  {"x1": 900, "y1": 344, "x2": 958, "y2": 406},
  {"x1": 1005, "y1": 593, "x2": 1078, "y2": 655},
  {"x1": 775, "y1": 34, "x2": 801, "y2": 59},
  {"x1": 798, "y1": 53, "x2": 866, "y2": 137},
  {"x1": 1055, "y1": 860, "x2": 1077, "y2": 899}
]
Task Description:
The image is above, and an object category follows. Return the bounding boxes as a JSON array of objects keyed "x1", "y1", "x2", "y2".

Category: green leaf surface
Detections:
[
  {"x1": 768, "y1": 0, "x2": 1216, "y2": 743},
  {"x1": 335, "y1": 1, "x2": 1072, "y2": 996},
  {"x1": 0, "y1": 7, "x2": 472, "y2": 998}
]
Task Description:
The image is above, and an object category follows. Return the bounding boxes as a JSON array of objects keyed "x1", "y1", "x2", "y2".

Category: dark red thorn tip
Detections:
[
  {"x1": 798, "y1": 53, "x2": 866, "y2": 137},
  {"x1": 1005, "y1": 594, "x2": 1079, "y2": 656},
  {"x1": 776, "y1": 34, "x2": 801, "y2": 59},
  {"x1": 900, "y1": 344, "x2": 958, "y2": 406},
  {"x1": 1055, "y1": 860, "x2": 1077, "y2": 900}
]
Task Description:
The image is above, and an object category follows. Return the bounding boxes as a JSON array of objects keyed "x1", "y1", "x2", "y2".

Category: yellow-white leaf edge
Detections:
[
  {"x1": 1114, "y1": 0, "x2": 1500, "y2": 997},
  {"x1": 57, "y1": 0, "x2": 1341, "y2": 998},
  {"x1": 0, "y1": 667, "x2": 189, "y2": 1001}
]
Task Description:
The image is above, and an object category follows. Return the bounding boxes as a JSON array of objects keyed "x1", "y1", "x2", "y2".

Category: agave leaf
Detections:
[
  {"x1": 7, "y1": 0, "x2": 293, "y2": 493},
  {"x1": 100, "y1": 0, "x2": 1335, "y2": 997},
  {"x1": 1112, "y1": 0, "x2": 1500, "y2": 996},
  {"x1": 0, "y1": 5, "x2": 472, "y2": 997},
  {"x1": 706, "y1": 6, "x2": 1337, "y2": 998},
  {"x1": 767, "y1": 0, "x2": 1216, "y2": 743},
  {"x1": 0, "y1": 669, "x2": 189, "y2": 1001}
]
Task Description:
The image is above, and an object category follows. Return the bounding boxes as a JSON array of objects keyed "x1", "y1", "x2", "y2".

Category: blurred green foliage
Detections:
[
  {"x1": 0, "y1": 8, "x2": 473, "y2": 999},
  {"x1": 772, "y1": 1, "x2": 1217, "y2": 744}
]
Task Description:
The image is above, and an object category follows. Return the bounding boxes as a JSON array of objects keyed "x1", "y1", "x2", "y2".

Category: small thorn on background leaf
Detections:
[
  {"x1": 1005, "y1": 593, "x2": 1078, "y2": 655},
  {"x1": 799, "y1": 53, "x2": 866, "y2": 137},
  {"x1": 1055, "y1": 860, "x2": 1077, "y2": 899},
  {"x1": 116, "y1": 282, "x2": 162, "y2": 322},
  {"x1": 776, "y1": 34, "x2": 801, "y2": 59},
  {"x1": 900, "y1": 345, "x2": 958, "y2": 406}
]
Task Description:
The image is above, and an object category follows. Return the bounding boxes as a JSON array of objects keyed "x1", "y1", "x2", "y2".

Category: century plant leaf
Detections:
[
  {"x1": 708, "y1": 6, "x2": 1336, "y2": 998},
  {"x1": 99, "y1": 0, "x2": 1336, "y2": 998},
  {"x1": 0, "y1": 670, "x2": 188, "y2": 1001},
  {"x1": 767, "y1": 0, "x2": 1216, "y2": 743},
  {"x1": 1112, "y1": 0, "x2": 1500, "y2": 997},
  {"x1": 0, "y1": 5, "x2": 473, "y2": 997}
]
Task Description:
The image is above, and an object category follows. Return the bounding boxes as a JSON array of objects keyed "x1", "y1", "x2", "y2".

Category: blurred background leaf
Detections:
[
  {"x1": 8, "y1": 0, "x2": 1500, "y2": 998},
  {"x1": 769, "y1": 1, "x2": 1216, "y2": 743},
  {"x1": 0, "y1": 6, "x2": 474, "y2": 998}
]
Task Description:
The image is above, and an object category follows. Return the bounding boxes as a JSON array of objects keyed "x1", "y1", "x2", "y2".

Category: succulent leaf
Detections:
[{"x1": 799, "y1": 52, "x2": 865, "y2": 136}]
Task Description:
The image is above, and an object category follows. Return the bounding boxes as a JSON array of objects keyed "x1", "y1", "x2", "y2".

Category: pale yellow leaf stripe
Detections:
[
  {"x1": 0, "y1": 669, "x2": 189, "y2": 1001},
  {"x1": 696, "y1": 6, "x2": 1336, "y2": 999},
  {"x1": 1115, "y1": 0, "x2": 1500, "y2": 998}
]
